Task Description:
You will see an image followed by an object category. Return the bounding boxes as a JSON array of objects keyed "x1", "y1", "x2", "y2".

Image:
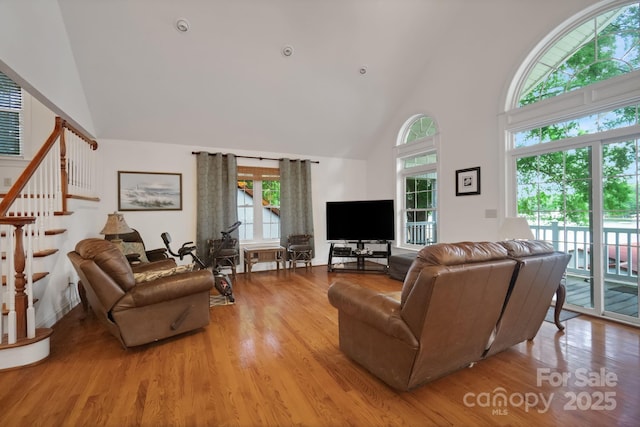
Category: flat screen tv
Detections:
[{"x1": 326, "y1": 199, "x2": 395, "y2": 241}]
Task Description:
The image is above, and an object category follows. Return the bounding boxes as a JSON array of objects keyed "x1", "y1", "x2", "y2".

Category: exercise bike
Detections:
[{"x1": 161, "y1": 221, "x2": 241, "y2": 303}]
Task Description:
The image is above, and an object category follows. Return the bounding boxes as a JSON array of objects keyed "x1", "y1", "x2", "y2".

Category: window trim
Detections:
[
  {"x1": 0, "y1": 72, "x2": 24, "y2": 158},
  {"x1": 395, "y1": 114, "x2": 440, "y2": 250},
  {"x1": 237, "y1": 165, "x2": 281, "y2": 243}
]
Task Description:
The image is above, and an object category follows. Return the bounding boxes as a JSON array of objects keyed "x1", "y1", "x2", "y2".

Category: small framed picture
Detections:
[
  {"x1": 456, "y1": 167, "x2": 481, "y2": 196},
  {"x1": 118, "y1": 171, "x2": 182, "y2": 211}
]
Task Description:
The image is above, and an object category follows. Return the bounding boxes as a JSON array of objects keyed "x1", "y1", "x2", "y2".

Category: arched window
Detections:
[
  {"x1": 503, "y1": 1, "x2": 640, "y2": 323},
  {"x1": 396, "y1": 114, "x2": 438, "y2": 248},
  {"x1": 518, "y1": 3, "x2": 640, "y2": 106}
]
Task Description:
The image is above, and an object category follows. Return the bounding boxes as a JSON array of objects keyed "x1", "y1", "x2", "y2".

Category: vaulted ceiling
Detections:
[{"x1": 57, "y1": 0, "x2": 462, "y2": 159}]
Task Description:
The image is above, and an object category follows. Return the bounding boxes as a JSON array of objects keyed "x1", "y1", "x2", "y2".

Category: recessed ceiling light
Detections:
[
  {"x1": 176, "y1": 18, "x2": 190, "y2": 33},
  {"x1": 282, "y1": 45, "x2": 294, "y2": 57}
]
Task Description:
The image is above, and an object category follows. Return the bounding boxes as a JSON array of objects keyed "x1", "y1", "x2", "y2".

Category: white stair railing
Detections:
[{"x1": 0, "y1": 117, "x2": 98, "y2": 345}]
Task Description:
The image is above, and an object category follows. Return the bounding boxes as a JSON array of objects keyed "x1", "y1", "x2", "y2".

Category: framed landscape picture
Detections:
[
  {"x1": 455, "y1": 167, "x2": 481, "y2": 196},
  {"x1": 118, "y1": 171, "x2": 182, "y2": 211}
]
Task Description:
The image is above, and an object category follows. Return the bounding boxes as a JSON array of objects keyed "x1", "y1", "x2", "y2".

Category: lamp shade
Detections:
[
  {"x1": 498, "y1": 217, "x2": 534, "y2": 240},
  {"x1": 100, "y1": 212, "x2": 133, "y2": 236}
]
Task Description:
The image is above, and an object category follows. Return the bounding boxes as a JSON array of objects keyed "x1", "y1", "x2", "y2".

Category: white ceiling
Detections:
[{"x1": 56, "y1": 0, "x2": 461, "y2": 159}]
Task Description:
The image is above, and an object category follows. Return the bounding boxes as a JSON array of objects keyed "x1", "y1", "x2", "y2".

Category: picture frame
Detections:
[
  {"x1": 118, "y1": 171, "x2": 182, "y2": 211},
  {"x1": 455, "y1": 167, "x2": 481, "y2": 196}
]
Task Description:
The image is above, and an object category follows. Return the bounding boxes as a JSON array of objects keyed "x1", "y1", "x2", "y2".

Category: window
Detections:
[
  {"x1": 504, "y1": 1, "x2": 640, "y2": 323},
  {"x1": 396, "y1": 114, "x2": 439, "y2": 248},
  {"x1": 0, "y1": 71, "x2": 22, "y2": 156},
  {"x1": 237, "y1": 166, "x2": 280, "y2": 241}
]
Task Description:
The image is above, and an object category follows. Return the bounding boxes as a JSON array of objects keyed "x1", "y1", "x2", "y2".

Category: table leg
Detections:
[{"x1": 554, "y1": 282, "x2": 566, "y2": 330}]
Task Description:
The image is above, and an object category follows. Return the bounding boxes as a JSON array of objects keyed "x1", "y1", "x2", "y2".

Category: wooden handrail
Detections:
[{"x1": 0, "y1": 117, "x2": 98, "y2": 216}]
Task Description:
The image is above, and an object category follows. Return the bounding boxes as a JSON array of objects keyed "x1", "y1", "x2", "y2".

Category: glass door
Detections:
[
  {"x1": 516, "y1": 138, "x2": 640, "y2": 323},
  {"x1": 517, "y1": 147, "x2": 596, "y2": 311},
  {"x1": 602, "y1": 138, "x2": 639, "y2": 320}
]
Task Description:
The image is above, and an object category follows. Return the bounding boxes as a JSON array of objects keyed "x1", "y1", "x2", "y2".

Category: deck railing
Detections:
[
  {"x1": 405, "y1": 221, "x2": 437, "y2": 246},
  {"x1": 406, "y1": 220, "x2": 637, "y2": 285},
  {"x1": 0, "y1": 117, "x2": 98, "y2": 344},
  {"x1": 530, "y1": 222, "x2": 637, "y2": 284}
]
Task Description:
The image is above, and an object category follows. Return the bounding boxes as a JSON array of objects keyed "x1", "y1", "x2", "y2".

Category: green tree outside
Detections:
[{"x1": 515, "y1": 5, "x2": 639, "y2": 226}]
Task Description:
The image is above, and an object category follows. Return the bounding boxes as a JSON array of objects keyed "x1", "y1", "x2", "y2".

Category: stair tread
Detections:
[
  {"x1": 1, "y1": 272, "x2": 48, "y2": 286},
  {"x1": 0, "y1": 327, "x2": 52, "y2": 349},
  {"x1": 2, "y1": 248, "x2": 58, "y2": 259},
  {"x1": 45, "y1": 229, "x2": 66, "y2": 236},
  {"x1": 2, "y1": 298, "x2": 40, "y2": 316},
  {"x1": 1, "y1": 229, "x2": 67, "y2": 237}
]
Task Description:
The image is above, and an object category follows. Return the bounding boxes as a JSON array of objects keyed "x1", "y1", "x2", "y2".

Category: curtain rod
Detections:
[{"x1": 192, "y1": 151, "x2": 319, "y2": 164}]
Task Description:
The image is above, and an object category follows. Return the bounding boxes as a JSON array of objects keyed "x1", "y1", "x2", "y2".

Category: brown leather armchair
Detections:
[{"x1": 68, "y1": 238, "x2": 213, "y2": 348}]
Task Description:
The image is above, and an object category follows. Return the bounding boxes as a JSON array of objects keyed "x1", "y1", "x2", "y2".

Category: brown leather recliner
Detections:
[
  {"x1": 485, "y1": 240, "x2": 571, "y2": 357},
  {"x1": 328, "y1": 241, "x2": 517, "y2": 391},
  {"x1": 68, "y1": 238, "x2": 213, "y2": 348}
]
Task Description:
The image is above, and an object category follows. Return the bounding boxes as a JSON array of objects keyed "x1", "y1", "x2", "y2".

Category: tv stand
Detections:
[{"x1": 327, "y1": 241, "x2": 391, "y2": 273}]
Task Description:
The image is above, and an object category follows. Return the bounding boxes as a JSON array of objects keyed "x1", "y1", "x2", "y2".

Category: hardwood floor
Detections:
[{"x1": 1, "y1": 266, "x2": 639, "y2": 426}]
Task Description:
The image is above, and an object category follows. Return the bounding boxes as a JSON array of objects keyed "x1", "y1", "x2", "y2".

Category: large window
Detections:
[
  {"x1": 504, "y1": 1, "x2": 640, "y2": 324},
  {"x1": 396, "y1": 114, "x2": 438, "y2": 248},
  {"x1": 0, "y1": 71, "x2": 22, "y2": 156},
  {"x1": 237, "y1": 166, "x2": 280, "y2": 241}
]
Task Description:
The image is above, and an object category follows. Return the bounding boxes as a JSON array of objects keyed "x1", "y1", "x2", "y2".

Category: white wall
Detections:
[
  {"x1": 366, "y1": 0, "x2": 602, "y2": 243},
  {"x1": 0, "y1": 0, "x2": 95, "y2": 137},
  {"x1": 98, "y1": 139, "x2": 368, "y2": 272}
]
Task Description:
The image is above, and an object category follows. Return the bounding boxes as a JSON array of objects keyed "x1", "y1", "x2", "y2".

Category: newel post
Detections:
[
  {"x1": 0, "y1": 217, "x2": 36, "y2": 339},
  {"x1": 60, "y1": 127, "x2": 68, "y2": 213}
]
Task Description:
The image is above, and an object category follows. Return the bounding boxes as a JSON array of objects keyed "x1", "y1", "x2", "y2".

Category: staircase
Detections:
[{"x1": 0, "y1": 117, "x2": 99, "y2": 370}]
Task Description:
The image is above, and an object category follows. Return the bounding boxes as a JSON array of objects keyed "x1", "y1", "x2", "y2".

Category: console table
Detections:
[{"x1": 243, "y1": 246, "x2": 285, "y2": 277}]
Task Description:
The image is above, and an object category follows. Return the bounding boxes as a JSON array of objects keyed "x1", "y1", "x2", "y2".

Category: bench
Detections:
[{"x1": 388, "y1": 252, "x2": 417, "y2": 281}]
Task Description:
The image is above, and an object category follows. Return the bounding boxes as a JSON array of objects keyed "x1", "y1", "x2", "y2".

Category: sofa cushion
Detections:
[
  {"x1": 133, "y1": 263, "x2": 195, "y2": 283},
  {"x1": 499, "y1": 240, "x2": 554, "y2": 257},
  {"x1": 417, "y1": 241, "x2": 508, "y2": 266},
  {"x1": 75, "y1": 239, "x2": 136, "y2": 291},
  {"x1": 402, "y1": 242, "x2": 509, "y2": 304}
]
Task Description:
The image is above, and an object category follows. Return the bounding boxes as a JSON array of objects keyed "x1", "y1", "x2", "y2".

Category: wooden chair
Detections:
[
  {"x1": 208, "y1": 237, "x2": 240, "y2": 280},
  {"x1": 287, "y1": 234, "x2": 313, "y2": 271}
]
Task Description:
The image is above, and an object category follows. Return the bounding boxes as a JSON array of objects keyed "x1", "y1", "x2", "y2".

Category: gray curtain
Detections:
[
  {"x1": 196, "y1": 153, "x2": 238, "y2": 266},
  {"x1": 279, "y1": 159, "x2": 314, "y2": 254}
]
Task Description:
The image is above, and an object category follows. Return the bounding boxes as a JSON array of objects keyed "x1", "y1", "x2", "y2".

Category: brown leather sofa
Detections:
[
  {"x1": 68, "y1": 238, "x2": 214, "y2": 348},
  {"x1": 328, "y1": 240, "x2": 570, "y2": 391}
]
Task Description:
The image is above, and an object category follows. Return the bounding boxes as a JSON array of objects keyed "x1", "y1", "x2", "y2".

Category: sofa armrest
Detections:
[
  {"x1": 328, "y1": 280, "x2": 417, "y2": 346},
  {"x1": 146, "y1": 248, "x2": 169, "y2": 262},
  {"x1": 113, "y1": 270, "x2": 213, "y2": 311}
]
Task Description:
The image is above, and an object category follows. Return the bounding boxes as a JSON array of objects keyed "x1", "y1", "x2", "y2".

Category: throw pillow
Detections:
[
  {"x1": 133, "y1": 263, "x2": 195, "y2": 283},
  {"x1": 114, "y1": 241, "x2": 149, "y2": 264}
]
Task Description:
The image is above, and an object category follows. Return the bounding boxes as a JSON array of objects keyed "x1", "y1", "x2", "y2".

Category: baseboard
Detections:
[{"x1": 38, "y1": 295, "x2": 80, "y2": 328}]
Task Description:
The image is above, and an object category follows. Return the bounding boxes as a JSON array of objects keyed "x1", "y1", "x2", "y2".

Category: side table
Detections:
[{"x1": 243, "y1": 246, "x2": 285, "y2": 277}]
